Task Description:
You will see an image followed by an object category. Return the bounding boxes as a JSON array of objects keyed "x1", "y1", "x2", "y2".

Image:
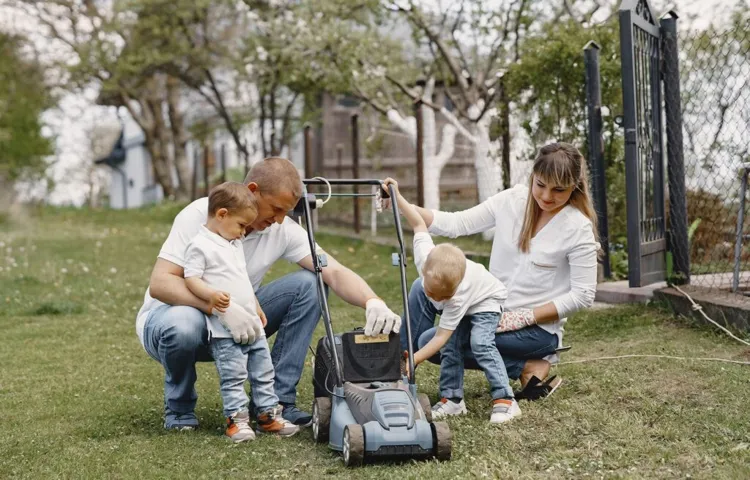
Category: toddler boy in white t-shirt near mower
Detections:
[
  {"x1": 184, "y1": 182, "x2": 299, "y2": 442},
  {"x1": 383, "y1": 178, "x2": 520, "y2": 424}
]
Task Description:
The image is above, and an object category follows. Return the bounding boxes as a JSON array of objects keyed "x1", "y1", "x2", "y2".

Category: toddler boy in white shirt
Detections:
[
  {"x1": 184, "y1": 182, "x2": 299, "y2": 442},
  {"x1": 383, "y1": 179, "x2": 520, "y2": 424}
]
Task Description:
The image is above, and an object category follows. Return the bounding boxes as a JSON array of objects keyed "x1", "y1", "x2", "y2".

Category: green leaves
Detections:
[{"x1": 0, "y1": 33, "x2": 55, "y2": 181}]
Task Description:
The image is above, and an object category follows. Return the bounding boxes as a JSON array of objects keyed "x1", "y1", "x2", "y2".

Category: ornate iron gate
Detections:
[{"x1": 619, "y1": 0, "x2": 667, "y2": 287}]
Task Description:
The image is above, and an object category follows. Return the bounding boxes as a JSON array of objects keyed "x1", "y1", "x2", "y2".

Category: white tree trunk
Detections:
[{"x1": 384, "y1": 79, "x2": 456, "y2": 211}]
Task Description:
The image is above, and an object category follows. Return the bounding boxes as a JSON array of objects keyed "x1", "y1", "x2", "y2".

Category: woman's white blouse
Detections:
[{"x1": 429, "y1": 184, "x2": 599, "y2": 342}]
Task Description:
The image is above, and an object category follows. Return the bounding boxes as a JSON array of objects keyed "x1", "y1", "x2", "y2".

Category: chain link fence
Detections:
[{"x1": 673, "y1": 19, "x2": 749, "y2": 298}]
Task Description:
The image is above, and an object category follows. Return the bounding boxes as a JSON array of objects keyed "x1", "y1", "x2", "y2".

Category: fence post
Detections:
[
  {"x1": 220, "y1": 143, "x2": 226, "y2": 184},
  {"x1": 414, "y1": 100, "x2": 425, "y2": 207},
  {"x1": 191, "y1": 144, "x2": 198, "y2": 200},
  {"x1": 203, "y1": 144, "x2": 210, "y2": 196},
  {"x1": 584, "y1": 41, "x2": 611, "y2": 279},
  {"x1": 351, "y1": 114, "x2": 361, "y2": 234},
  {"x1": 304, "y1": 125, "x2": 313, "y2": 178},
  {"x1": 661, "y1": 11, "x2": 690, "y2": 285}
]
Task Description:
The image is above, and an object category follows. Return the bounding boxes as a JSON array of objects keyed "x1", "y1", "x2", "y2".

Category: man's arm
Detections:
[
  {"x1": 297, "y1": 253, "x2": 376, "y2": 308},
  {"x1": 297, "y1": 251, "x2": 402, "y2": 335},
  {"x1": 149, "y1": 258, "x2": 211, "y2": 314}
]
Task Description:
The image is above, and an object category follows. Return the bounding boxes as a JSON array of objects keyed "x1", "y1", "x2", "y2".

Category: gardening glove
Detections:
[
  {"x1": 496, "y1": 308, "x2": 537, "y2": 333},
  {"x1": 217, "y1": 301, "x2": 256, "y2": 344},
  {"x1": 364, "y1": 298, "x2": 402, "y2": 336}
]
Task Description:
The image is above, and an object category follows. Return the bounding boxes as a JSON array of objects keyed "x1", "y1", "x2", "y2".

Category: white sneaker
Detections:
[
  {"x1": 490, "y1": 399, "x2": 521, "y2": 424},
  {"x1": 431, "y1": 398, "x2": 467, "y2": 419}
]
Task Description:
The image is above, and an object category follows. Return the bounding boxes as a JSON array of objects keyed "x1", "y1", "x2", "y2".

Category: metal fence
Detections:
[{"x1": 672, "y1": 20, "x2": 750, "y2": 297}]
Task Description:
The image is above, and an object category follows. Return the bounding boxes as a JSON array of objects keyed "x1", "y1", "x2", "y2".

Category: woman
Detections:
[{"x1": 403, "y1": 142, "x2": 600, "y2": 417}]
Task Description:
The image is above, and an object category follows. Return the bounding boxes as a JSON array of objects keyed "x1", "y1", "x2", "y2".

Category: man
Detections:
[{"x1": 136, "y1": 157, "x2": 401, "y2": 429}]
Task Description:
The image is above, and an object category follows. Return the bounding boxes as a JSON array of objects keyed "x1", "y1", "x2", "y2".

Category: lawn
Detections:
[{"x1": 1, "y1": 204, "x2": 749, "y2": 479}]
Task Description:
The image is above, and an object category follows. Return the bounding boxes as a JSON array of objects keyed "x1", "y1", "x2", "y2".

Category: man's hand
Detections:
[
  {"x1": 217, "y1": 301, "x2": 256, "y2": 344},
  {"x1": 255, "y1": 298, "x2": 268, "y2": 328},
  {"x1": 496, "y1": 308, "x2": 537, "y2": 333},
  {"x1": 364, "y1": 298, "x2": 402, "y2": 336},
  {"x1": 210, "y1": 291, "x2": 231, "y2": 314}
]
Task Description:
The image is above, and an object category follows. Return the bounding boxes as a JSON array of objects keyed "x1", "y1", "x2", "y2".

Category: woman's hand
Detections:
[{"x1": 496, "y1": 308, "x2": 537, "y2": 333}]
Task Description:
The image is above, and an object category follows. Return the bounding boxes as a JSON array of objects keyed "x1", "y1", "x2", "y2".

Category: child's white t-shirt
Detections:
[
  {"x1": 413, "y1": 232, "x2": 508, "y2": 331},
  {"x1": 183, "y1": 225, "x2": 262, "y2": 340}
]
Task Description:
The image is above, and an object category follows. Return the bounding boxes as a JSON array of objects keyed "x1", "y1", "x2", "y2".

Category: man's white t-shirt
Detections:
[
  {"x1": 135, "y1": 198, "x2": 313, "y2": 347},
  {"x1": 184, "y1": 225, "x2": 261, "y2": 340},
  {"x1": 428, "y1": 184, "x2": 599, "y2": 343},
  {"x1": 413, "y1": 232, "x2": 508, "y2": 331}
]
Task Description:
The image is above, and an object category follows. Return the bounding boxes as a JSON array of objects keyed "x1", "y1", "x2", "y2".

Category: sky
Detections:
[{"x1": 0, "y1": 0, "x2": 737, "y2": 206}]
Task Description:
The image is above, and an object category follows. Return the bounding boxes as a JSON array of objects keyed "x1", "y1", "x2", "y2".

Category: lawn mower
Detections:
[{"x1": 295, "y1": 178, "x2": 452, "y2": 467}]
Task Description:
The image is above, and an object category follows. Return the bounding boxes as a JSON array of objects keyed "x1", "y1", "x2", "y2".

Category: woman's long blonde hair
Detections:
[{"x1": 517, "y1": 142, "x2": 599, "y2": 253}]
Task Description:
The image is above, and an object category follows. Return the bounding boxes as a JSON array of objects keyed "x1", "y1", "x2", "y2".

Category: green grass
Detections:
[{"x1": 1, "y1": 203, "x2": 750, "y2": 479}]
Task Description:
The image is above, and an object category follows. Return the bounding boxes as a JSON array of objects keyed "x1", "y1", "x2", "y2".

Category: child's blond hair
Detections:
[
  {"x1": 423, "y1": 243, "x2": 467, "y2": 296},
  {"x1": 208, "y1": 182, "x2": 258, "y2": 217}
]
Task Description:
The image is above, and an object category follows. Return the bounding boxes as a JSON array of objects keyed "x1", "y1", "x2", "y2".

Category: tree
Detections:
[
  {"x1": 0, "y1": 31, "x2": 54, "y2": 206},
  {"x1": 16, "y1": 0, "x2": 193, "y2": 201}
]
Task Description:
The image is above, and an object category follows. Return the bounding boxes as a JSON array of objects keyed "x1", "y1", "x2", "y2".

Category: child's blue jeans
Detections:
[
  {"x1": 210, "y1": 336, "x2": 278, "y2": 417},
  {"x1": 440, "y1": 312, "x2": 513, "y2": 400}
]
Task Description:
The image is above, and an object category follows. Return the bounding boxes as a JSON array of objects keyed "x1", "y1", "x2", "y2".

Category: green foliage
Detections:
[{"x1": 0, "y1": 33, "x2": 55, "y2": 181}]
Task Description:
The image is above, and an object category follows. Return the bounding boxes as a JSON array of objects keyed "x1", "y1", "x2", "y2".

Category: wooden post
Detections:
[
  {"x1": 414, "y1": 100, "x2": 425, "y2": 207},
  {"x1": 220, "y1": 143, "x2": 226, "y2": 184},
  {"x1": 351, "y1": 114, "x2": 360, "y2": 234},
  {"x1": 304, "y1": 125, "x2": 313, "y2": 178},
  {"x1": 203, "y1": 144, "x2": 210, "y2": 196},
  {"x1": 191, "y1": 144, "x2": 198, "y2": 200},
  {"x1": 336, "y1": 144, "x2": 343, "y2": 178}
]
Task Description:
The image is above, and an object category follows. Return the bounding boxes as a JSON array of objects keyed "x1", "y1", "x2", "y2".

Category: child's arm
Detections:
[
  {"x1": 414, "y1": 327, "x2": 453, "y2": 366},
  {"x1": 185, "y1": 277, "x2": 230, "y2": 314},
  {"x1": 382, "y1": 178, "x2": 427, "y2": 233}
]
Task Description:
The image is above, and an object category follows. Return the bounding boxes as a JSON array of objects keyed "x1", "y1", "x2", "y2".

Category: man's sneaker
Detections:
[
  {"x1": 256, "y1": 405, "x2": 300, "y2": 437},
  {"x1": 431, "y1": 398, "x2": 468, "y2": 419},
  {"x1": 164, "y1": 408, "x2": 199, "y2": 430},
  {"x1": 490, "y1": 398, "x2": 521, "y2": 424},
  {"x1": 280, "y1": 402, "x2": 312, "y2": 427},
  {"x1": 225, "y1": 410, "x2": 256, "y2": 443}
]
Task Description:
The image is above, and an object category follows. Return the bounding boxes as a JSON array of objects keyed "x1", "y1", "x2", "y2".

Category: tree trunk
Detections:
[
  {"x1": 499, "y1": 80, "x2": 511, "y2": 190},
  {"x1": 167, "y1": 75, "x2": 191, "y2": 201}
]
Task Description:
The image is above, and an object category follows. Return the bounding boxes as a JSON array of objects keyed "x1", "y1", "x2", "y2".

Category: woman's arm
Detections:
[
  {"x1": 414, "y1": 327, "x2": 453, "y2": 365},
  {"x1": 549, "y1": 224, "x2": 598, "y2": 318}
]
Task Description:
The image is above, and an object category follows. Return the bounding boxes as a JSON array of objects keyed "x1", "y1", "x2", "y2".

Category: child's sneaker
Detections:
[
  {"x1": 490, "y1": 398, "x2": 521, "y2": 424},
  {"x1": 256, "y1": 405, "x2": 300, "y2": 437},
  {"x1": 431, "y1": 398, "x2": 468, "y2": 419},
  {"x1": 225, "y1": 410, "x2": 256, "y2": 443}
]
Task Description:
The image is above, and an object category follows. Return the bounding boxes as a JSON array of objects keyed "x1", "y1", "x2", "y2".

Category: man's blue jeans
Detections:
[
  {"x1": 211, "y1": 337, "x2": 277, "y2": 417},
  {"x1": 142, "y1": 270, "x2": 321, "y2": 414},
  {"x1": 441, "y1": 312, "x2": 513, "y2": 400},
  {"x1": 402, "y1": 278, "x2": 558, "y2": 382}
]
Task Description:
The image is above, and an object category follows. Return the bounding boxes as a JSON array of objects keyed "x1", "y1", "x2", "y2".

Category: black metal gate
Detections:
[{"x1": 619, "y1": 0, "x2": 667, "y2": 287}]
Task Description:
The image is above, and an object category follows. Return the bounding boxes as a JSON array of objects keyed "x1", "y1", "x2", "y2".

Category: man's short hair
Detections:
[
  {"x1": 244, "y1": 157, "x2": 303, "y2": 199},
  {"x1": 208, "y1": 182, "x2": 257, "y2": 217}
]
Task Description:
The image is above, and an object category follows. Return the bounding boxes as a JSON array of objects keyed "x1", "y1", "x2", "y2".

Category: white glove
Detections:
[
  {"x1": 217, "y1": 301, "x2": 258, "y2": 344},
  {"x1": 496, "y1": 308, "x2": 537, "y2": 333},
  {"x1": 364, "y1": 298, "x2": 402, "y2": 336}
]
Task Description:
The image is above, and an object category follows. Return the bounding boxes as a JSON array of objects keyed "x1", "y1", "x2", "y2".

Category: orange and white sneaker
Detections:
[
  {"x1": 256, "y1": 405, "x2": 300, "y2": 437},
  {"x1": 431, "y1": 398, "x2": 468, "y2": 419},
  {"x1": 226, "y1": 410, "x2": 256, "y2": 443},
  {"x1": 490, "y1": 398, "x2": 521, "y2": 424}
]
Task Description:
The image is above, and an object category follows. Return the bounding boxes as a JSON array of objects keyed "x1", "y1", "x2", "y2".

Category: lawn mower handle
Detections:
[{"x1": 299, "y1": 178, "x2": 417, "y2": 384}]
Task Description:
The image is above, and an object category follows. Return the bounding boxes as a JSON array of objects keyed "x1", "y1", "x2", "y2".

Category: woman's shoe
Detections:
[{"x1": 514, "y1": 375, "x2": 563, "y2": 401}]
